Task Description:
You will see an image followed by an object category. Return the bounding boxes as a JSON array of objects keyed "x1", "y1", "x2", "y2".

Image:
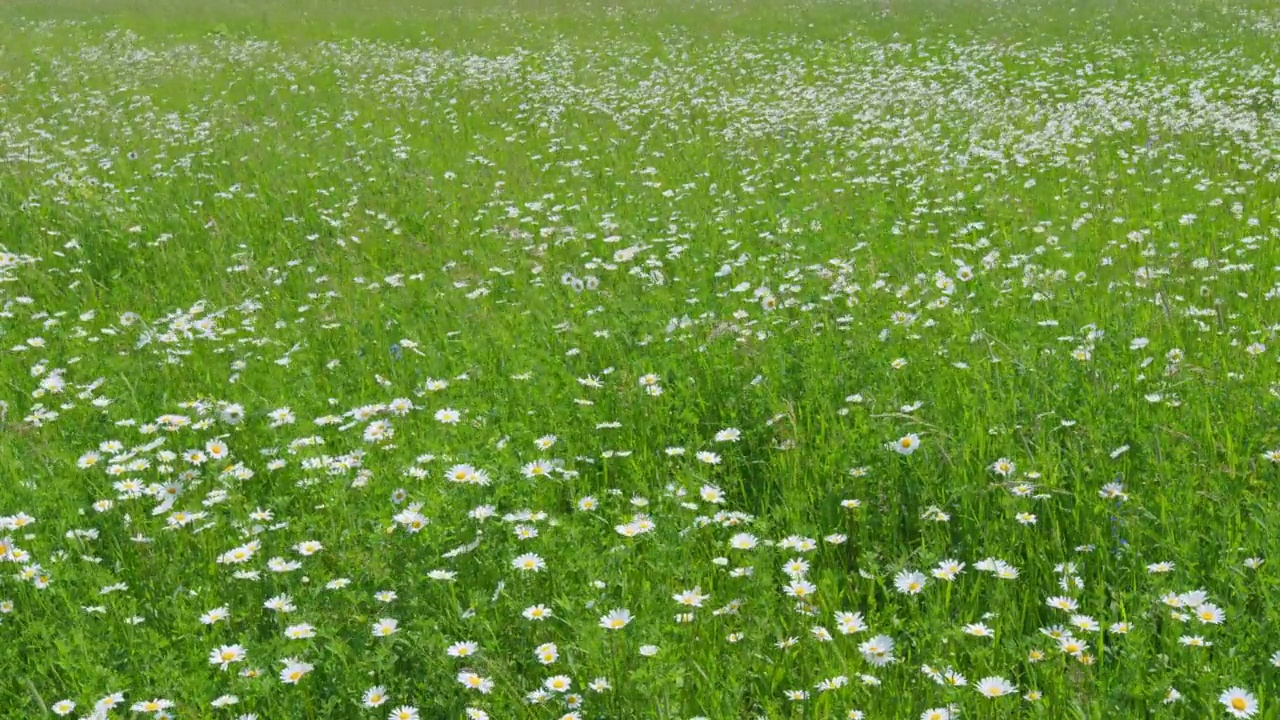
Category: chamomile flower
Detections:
[
  {"x1": 1220, "y1": 687, "x2": 1258, "y2": 718},
  {"x1": 362, "y1": 687, "x2": 389, "y2": 708},
  {"x1": 209, "y1": 644, "x2": 247, "y2": 670},
  {"x1": 976, "y1": 676, "x2": 1016, "y2": 698},
  {"x1": 891, "y1": 434, "x2": 921, "y2": 455},
  {"x1": 714, "y1": 428, "x2": 742, "y2": 442},
  {"x1": 893, "y1": 570, "x2": 927, "y2": 595},
  {"x1": 279, "y1": 658, "x2": 314, "y2": 684},
  {"x1": 448, "y1": 641, "x2": 479, "y2": 658},
  {"x1": 523, "y1": 604, "x2": 553, "y2": 621},
  {"x1": 599, "y1": 608, "x2": 632, "y2": 630},
  {"x1": 512, "y1": 553, "x2": 546, "y2": 572},
  {"x1": 457, "y1": 672, "x2": 494, "y2": 694}
]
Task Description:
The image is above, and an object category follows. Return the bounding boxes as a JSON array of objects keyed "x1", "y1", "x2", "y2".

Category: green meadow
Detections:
[{"x1": 2, "y1": 0, "x2": 1280, "y2": 717}]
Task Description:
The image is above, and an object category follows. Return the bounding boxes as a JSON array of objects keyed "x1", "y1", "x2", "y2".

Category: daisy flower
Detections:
[
  {"x1": 976, "y1": 676, "x2": 1016, "y2": 698},
  {"x1": 891, "y1": 434, "x2": 920, "y2": 455},
  {"x1": 599, "y1": 608, "x2": 632, "y2": 630},
  {"x1": 1220, "y1": 687, "x2": 1258, "y2": 718}
]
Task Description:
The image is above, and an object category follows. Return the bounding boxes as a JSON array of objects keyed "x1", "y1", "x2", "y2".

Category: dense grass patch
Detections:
[{"x1": 3, "y1": 0, "x2": 1280, "y2": 718}]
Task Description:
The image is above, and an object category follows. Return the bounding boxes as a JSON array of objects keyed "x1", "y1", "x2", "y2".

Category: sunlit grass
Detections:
[{"x1": 2, "y1": 0, "x2": 1280, "y2": 718}]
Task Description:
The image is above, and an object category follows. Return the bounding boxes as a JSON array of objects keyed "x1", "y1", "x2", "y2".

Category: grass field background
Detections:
[{"x1": 2, "y1": 0, "x2": 1280, "y2": 717}]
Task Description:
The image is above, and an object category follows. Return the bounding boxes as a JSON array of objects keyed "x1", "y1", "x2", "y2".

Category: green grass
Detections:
[{"x1": 2, "y1": 0, "x2": 1280, "y2": 718}]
